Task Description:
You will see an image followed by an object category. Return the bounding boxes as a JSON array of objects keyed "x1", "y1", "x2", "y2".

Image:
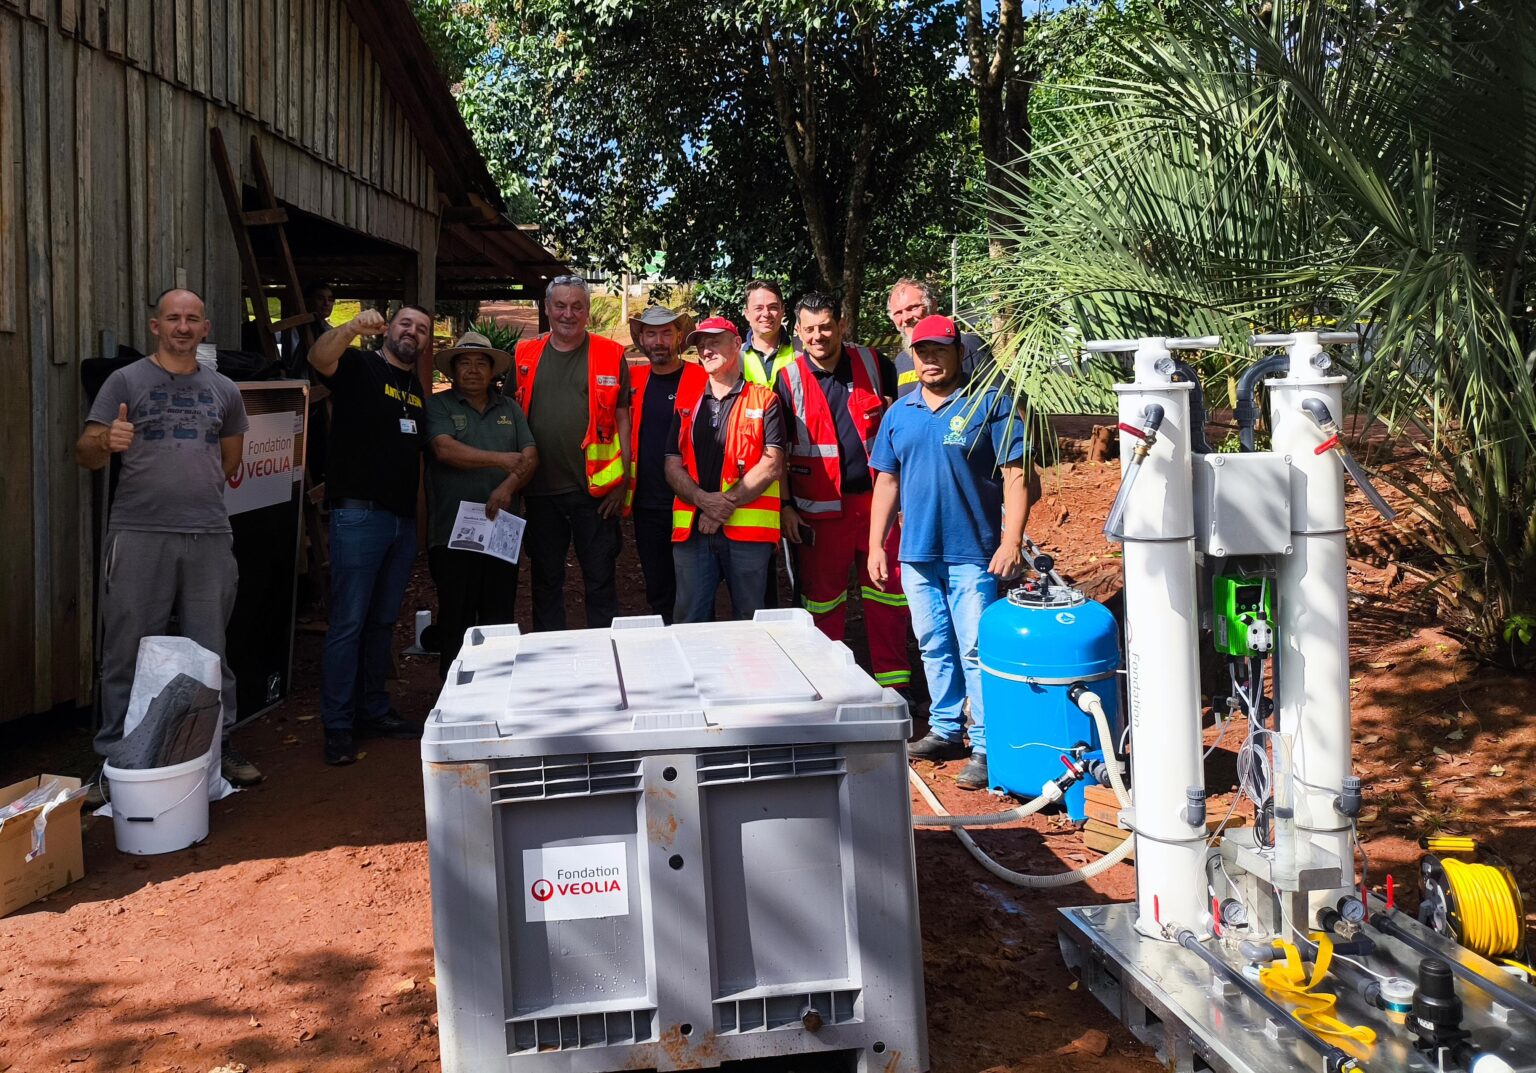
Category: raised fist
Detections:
[
  {"x1": 350, "y1": 309, "x2": 387, "y2": 336},
  {"x1": 107, "y1": 403, "x2": 135, "y2": 453}
]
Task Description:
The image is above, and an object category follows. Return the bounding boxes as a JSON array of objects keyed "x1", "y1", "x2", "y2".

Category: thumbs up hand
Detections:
[{"x1": 107, "y1": 403, "x2": 136, "y2": 452}]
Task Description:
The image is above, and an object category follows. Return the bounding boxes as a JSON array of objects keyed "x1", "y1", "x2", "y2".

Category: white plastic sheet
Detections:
[{"x1": 97, "y1": 636, "x2": 235, "y2": 817}]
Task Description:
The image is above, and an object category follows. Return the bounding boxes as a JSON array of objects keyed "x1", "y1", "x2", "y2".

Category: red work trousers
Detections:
[{"x1": 795, "y1": 490, "x2": 912, "y2": 689}]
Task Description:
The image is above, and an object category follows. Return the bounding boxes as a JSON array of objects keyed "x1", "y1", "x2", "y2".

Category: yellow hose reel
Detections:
[{"x1": 1419, "y1": 837, "x2": 1530, "y2": 967}]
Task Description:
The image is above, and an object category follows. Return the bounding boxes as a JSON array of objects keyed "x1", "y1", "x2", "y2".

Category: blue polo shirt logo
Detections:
[{"x1": 943, "y1": 414, "x2": 968, "y2": 446}]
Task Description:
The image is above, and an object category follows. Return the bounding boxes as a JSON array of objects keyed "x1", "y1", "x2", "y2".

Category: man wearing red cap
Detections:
[
  {"x1": 776, "y1": 292, "x2": 911, "y2": 692},
  {"x1": 867, "y1": 315, "x2": 1032, "y2": 790},
  {"x1": 664, "y1": 317, "x2": 786, "y2": 621}
]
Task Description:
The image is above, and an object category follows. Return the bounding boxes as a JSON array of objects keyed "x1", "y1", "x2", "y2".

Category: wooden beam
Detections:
[
  {"x1": 0, "y1": 13, "x2": 16, "y2": 333},
  {"x1": 242, "y1": 207, "x2": 288, "y2": 226}
]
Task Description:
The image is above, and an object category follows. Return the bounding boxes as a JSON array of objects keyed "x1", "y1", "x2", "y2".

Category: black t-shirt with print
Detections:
[{"x1": 321, "y1": 348, "x2": 426, "y2": 515}]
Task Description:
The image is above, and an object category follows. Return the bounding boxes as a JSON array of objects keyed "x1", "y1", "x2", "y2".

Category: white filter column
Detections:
[
  {"x1": 1267, "y1": 335, "x2": 1353, "y2": 907},
  {"x1": 1113, "y1": 349, "x2": 1208, "y2": 940}
]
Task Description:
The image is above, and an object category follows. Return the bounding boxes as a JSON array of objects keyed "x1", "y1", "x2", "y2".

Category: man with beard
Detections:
[
  {"x1": 665, "y1": 318, "x2": 786, "y2": 622},
  {"x1": 307, "y1": 304, "x2": 432, "y2": 765},
  {"x1": 626, "y1": 305, "x2": 705, "y2": 623},
  {"x1": 886, "y1": 278, "x2": 992, "y2": 398},
  {"x1": 776, "y1": 291, "x2": 912, "y2": 693},
  {"x1": 867, "y1": 316, "x2": 1031, "y2": 790}
]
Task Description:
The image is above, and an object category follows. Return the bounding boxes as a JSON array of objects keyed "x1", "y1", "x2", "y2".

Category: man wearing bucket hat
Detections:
[
  {"x1": 425, "y1": 330, "x2": 538, "y2": 676},
  {"x1": 664, "y1": 317, "x2": 786, "y2": 622},
  {"x1": 866, "y1": 315, "x2": 1032, "y2": 791},
  {"x1": 627, "y1": 305, "x2": 706, "y2": 623}
]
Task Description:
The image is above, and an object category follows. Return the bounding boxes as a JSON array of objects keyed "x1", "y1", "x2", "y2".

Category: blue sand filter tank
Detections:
[{"x1": 979, "y1": 585, "x2": 1122, "y2": 821}]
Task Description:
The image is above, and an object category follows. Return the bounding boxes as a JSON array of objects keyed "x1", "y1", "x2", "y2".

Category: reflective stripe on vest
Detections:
[
  {"x1": 626, "y1": 361, "x2": 707, "y2": 513},
  {"x1": 514, "y1": 333, "x2": 628, "y2": 497},
  {"x1": 670, "y1": 380, "x2": 781, "y2": 543},
  {"x1": 742, "y1": 340, "x2": 798, "y2": 388},
  {"x1": 781, "y1": 345, "x2": 884, "y2": 518}
]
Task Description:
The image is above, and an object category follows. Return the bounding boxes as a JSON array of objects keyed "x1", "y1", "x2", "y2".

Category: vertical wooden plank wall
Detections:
[{"x1": 0, "y1": 0, "x2": 447, "y2": 721}]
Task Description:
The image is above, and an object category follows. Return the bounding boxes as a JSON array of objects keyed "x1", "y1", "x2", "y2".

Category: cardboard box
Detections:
[{"x1": 0, "y1": 774, "x2": 86, "y2": 917}]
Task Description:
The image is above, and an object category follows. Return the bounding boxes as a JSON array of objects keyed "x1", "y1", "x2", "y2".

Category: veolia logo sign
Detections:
[
  {"x1": 224, "y1": 411, "x2": 301, "y2": 515},
  {"x1": 523, "y1": 842, "x2": 629, "y2": 922}
]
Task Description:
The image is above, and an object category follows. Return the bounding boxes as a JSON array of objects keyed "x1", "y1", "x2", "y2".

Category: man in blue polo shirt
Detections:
[{"x1": 867, "y1": 315, "x2": 1033, "y2": 790}]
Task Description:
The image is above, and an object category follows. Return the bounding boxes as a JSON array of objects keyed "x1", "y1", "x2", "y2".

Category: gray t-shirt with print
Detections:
[{"x1": 86, "y1": 358, "x2": 250, "y2": 533}]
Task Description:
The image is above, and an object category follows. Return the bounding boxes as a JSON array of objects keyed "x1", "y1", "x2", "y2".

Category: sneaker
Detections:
[
  {"x1": 955, "y1": 754, "x2": 989, "y2": 792},
  {"x1": 221, "y1": 743, "x2": 265, "y2": 786},
  {"x1": 354, "y1": 709, "x2": 423, "y2": 740},
  {"x1": 324, "y1": 730, "x2": 358, "y2": 766},
  {"x1": 907, "y1": 733, "x2": 969, "y2": 762}
]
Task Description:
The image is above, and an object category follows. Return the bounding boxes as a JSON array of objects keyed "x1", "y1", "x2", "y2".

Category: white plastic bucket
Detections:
[{"x1": 103, "y1": 755, "x2": 210, "y2": 855}]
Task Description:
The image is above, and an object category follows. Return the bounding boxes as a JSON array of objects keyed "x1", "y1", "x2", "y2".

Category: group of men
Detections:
[{"x1": 77, "y1": 273, "x2": 1031, "y2": 792}]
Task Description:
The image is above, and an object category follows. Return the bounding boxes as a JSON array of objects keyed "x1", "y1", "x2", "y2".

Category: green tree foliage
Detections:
[
  {"x1": 972, "y1": 0, "x2": 1536, "y2": 657},
  {"x1": 412, "y1": 0, "x2": 976, "y2": 335}
]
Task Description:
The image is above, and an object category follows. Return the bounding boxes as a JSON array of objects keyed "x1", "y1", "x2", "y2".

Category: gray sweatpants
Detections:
[{"x1": 95, "y1": 529, "x2": 239, "y2": 757}]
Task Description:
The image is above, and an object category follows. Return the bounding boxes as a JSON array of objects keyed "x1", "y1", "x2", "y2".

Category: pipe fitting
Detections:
[
  {"x1": 1334, "y1": 775, "x2": 1363, "y2": 818},
  {"x1": 1181, "y1": 786, "x2": 1208, "y2": 828}
]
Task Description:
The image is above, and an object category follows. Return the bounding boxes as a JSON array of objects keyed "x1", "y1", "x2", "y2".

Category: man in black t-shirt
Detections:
[
  {"x1": 307, "y1": 305, "x2": 432, "y2": 766},
  {"x1": 626, "y1": 305, "x2": 703, "y2": 623}
]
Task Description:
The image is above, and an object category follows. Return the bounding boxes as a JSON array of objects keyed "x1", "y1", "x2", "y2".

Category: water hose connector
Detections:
[
  {"x1": 1181, "y1": 785, "x2": 1208, "y2": 828},
  {"x1": 1335, "y1": 775, "x2": 1363, "y2": 819}
]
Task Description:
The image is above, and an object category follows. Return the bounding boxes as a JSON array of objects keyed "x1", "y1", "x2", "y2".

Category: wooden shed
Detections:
[{"x1": 0, "y1": 0, "x2": 567, "y2": 723}]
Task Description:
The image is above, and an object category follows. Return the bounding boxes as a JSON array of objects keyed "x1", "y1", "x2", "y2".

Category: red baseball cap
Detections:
[
  {"x1": 685, "y1": 316, "x2": 742, "y2": 348},
  {"x1": 910, "y1": 315, "x2": 958, "y2": 346}
]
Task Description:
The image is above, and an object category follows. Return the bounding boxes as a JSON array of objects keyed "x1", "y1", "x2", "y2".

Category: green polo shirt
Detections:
[{"x1": 425, "y1": 388, "x2": 536, "y2": 548}]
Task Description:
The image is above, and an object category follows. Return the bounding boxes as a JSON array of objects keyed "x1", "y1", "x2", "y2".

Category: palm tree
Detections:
[{"x1": 974, "y1": 0, "x2": 1536, "y2": 660}]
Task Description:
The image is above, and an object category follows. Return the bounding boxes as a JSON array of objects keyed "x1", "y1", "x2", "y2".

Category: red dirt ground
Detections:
[{"x1": 3, "y1": 428, "x2": 1533, "y2": 1073}]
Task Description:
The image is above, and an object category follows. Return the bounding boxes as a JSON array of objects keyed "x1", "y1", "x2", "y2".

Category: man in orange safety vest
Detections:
[
  {"x1": 664, "y1": 317, "x2": 787, "y2": 622},
  {"x1": 514, "y1": 275, "x2": 632, "y2": 630}
]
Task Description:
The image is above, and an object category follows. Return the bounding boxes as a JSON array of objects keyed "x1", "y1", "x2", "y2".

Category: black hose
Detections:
[
  {"x1": 1174, "y1": 927, "x2": 1357, "y2": 1072},
  {"x1": 1371, "y1": 911, "x2": 1536, "y2": 1024},
  {"x1": 1168, "y1": 360, "x2": 1214, "y2": 453},
  {"x1": 1235, "y1": 355, "x2": 1289, "y2": 451}
]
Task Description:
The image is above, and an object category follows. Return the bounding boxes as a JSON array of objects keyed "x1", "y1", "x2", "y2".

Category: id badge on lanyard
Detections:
[{"x1": 400, "y1": 417, "x2": 418, "y2": 434}]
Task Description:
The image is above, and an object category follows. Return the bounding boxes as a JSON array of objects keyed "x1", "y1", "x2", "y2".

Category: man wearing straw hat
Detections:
[
  {"x1": 626, "y1": 305, "x2": 705, "y2": 623},
  {"x1": 425, "y1": 331, "x2": 538, "y2": 676}
]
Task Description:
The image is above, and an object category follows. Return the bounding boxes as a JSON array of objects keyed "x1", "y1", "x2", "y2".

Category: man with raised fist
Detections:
[
  {"x1": 307, "y1": 303, "x2": 433, "y2": 765},
  {"x1": 76, "y1": 288, "x2": 261, "y2": 786}
]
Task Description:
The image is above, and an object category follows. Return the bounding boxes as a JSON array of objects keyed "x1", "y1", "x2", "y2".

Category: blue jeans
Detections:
[
  {"x1": 321, "y1": 508, "x2": 417, "y2": 731},
  {"x1": 901, "y1": 560, "x2": 998, "y2": 754},
  {"x1": 672, "y1": 533, "x2": 774, "y2": 623}
]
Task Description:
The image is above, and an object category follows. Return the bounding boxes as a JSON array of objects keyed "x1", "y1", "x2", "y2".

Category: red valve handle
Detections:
[
  {"x1": 1117, "y1": 423, "x2": 1148, "y2": 441},
  {"x1": 1314, "y1": 434, "x2": 1340, "y2": 455}
]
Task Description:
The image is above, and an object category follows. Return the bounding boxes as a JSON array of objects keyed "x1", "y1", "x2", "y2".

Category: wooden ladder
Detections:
[{"x1": 209, "y1": 128, "x2": 318, "y2": 367}]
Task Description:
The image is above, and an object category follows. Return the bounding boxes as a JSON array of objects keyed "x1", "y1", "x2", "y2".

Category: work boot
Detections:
[
  {"x1": 955, "y1": 754, "x2": 989, "y2": 792},
  {"x1": 324, "y1": 730, "x2": 358, "y2": 766},
  {"x1": 907, "y1": 733, "x2": 969, "y2": 763},
  {"x1": 221, "y1": 742, "x2": 265, "y2": 787},
  {"x1": 354, "y1": 709, "x2": 423, "y2": 740}
]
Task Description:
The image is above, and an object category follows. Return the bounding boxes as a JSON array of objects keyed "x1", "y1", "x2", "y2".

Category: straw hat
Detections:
[{"x1": 433, "y1": 330, "x2": 513, "y2": 378}]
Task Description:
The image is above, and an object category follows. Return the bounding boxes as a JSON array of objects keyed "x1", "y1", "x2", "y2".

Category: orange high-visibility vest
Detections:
[
  {"x1": 779, "y1": 345, "x2": 884, "y2": 519},
  {"x1": 626, "y1": 360, "x2": 708, "y2": 514},
  {"x1": 514, "y1": 333, "x2": 627, "y2": 497},
  {"x1": 670, "y1": 379, "x2": 781, "y2": 543}
]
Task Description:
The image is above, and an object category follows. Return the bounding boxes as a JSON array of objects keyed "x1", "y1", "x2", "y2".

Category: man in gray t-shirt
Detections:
[{"x1": 76, "y1": 288, "x2": 263, "y2": 786}]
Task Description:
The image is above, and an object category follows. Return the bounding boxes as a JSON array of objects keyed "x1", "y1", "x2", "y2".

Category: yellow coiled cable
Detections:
[{"x1": 1441, "y1": 856, "x2": 1525, "y2": 959}]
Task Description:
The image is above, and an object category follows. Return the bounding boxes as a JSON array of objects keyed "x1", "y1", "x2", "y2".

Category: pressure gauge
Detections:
[{"x1": 1337, "y1": 894, "x2": 1367, "y2": 924}]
